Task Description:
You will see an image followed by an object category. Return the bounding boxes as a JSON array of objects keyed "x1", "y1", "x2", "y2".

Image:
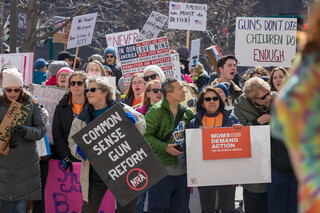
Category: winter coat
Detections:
[
  {"x1": 0, "y1": 95, "x2": 46, "y2": 201},
  {"x1": 33, "y1": 70, "x2": 47, "y2": 85},
  {"x1": 108, "y1": 64, "x2": 122, "y2": 86},
  {"x1": 188, "y1": 108, "x2": 239, "y2": 129},
  {"x1": 194, "y1": 70, "x2": 210, "y2": 92},
  {"x1": 144, "y1": 99, "x2": 194, "y2": 166},
  {"x1": 136, "y1": 104, "x2": 150, "y2": 115},
  {"x1": 68, "y1": 101, "x2": 146, "y2": 202},
  {"x1": 52, "y1": 93, "x2": 88, "y2": 160}
]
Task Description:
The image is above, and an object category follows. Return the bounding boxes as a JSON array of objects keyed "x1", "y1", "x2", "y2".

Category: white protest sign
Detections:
[
  {"x1": 189, "y1": 39, "x2": 201, "y2": 69},
  {"x1": 170, "y1": 53, "x2": 181, "y2": 80},
  {"x1": 186, "y1": 126, "x2": 271, "y2": 187},
  {"x1": 118, "y1": 37, "x2": 173, "y2": 85},
  {"x1": 67, "y1": 13, "x2": 97, "y2": 49},
  {"x1": 235, "y1": 17, "x2": 297, "y2": 67},
  {"x1": 136, "y1": 11, "x2": 168, "y2": 42},
  {"x1": 168, "y1": 2, "x2": 207, "y2": 31},
  {"x1": 0, "y1": 53, "x2": 34, "y2": 86}
]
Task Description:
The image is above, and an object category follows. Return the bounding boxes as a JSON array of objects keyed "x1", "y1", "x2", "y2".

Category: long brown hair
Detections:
[
  {"x1": 142, "y1": 80, "x2": 162, "y2": 106},
  {"x1": 124, "y1": 73, "x2": 145, "y2": 101}
]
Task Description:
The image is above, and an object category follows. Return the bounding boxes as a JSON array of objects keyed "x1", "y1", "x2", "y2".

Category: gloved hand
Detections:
[
  {"x1": 126, "y1": 112, "x2": 136, "y2": 124},
  {"x1": 9, "y1": 128, "x2": 18, "y2": 149},
  {"x1": 187, "y1": 98, "x2": 197, "y2": 107},
  {"x1": 13, "y1": 126, "x2": 27, "y2": 137},
  {"x1": 62, "y1": 156, "x2": 73, "y2": 172},
  {"x1": 76, "y1": 146, "x2": 86, "y2": 161}
]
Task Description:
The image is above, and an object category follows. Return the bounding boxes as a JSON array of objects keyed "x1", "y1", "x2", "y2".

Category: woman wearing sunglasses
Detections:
[
  {"x1": 104, "y1": 47, "x2": 122, "y2": 84},
  {"x1": 143, "y1": 65, "x2": 166, "y2": 83},
  {"x1": 0, "y1": 68, "x2": 45, "y2": 212},
  {"x1": 52, "y1": 71, "x2": 88, "y2": 172},
  {"x1": 68, "y1": 75, "x2": 145, "y2": 213},
  {"x1": 234, "y1": 77, "x2": 277, "y2": 213},
  {"x1": 188, "y1": 86, "x2": 241, "y2": 213},
  {"x1": 123, "y1": 73, "x2": 146, "y2": 110}
]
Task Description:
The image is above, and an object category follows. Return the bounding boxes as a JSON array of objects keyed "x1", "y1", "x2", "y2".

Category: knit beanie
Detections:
[
  {"x1": 2, "y1": 68, "x2": 24, "y2": 88},
  {"x1": 177, "y1": 46, "x2": 190, "y2": 59},
  {"x1": 57, "y1": 67, "x2": 74, "y2": 77},
  {"x1": 104, "y1": 47, "x2": 117, "y2": 58},
  {"x1": 194, "y1": 62, "x2": 204, "y2": 74},
  {"x1": 143, "y1": 65, "x2": 166, "y2": 82},
  {"x1": 117, "y1": 77, "x2": 129, "y2": 93},
  {"x1": 89, "y1": 54, "x2": 104, "y2": 63},
  {"x1": 47, "y1": 61, "x2": 69, "y2": 78},
  {"x1": 213, "y1": 83, "x2": 229, "y2": 97}
]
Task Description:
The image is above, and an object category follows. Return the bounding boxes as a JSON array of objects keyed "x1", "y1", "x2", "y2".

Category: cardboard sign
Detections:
[
  {"x1": 136, "y1": 11, "x2": 168, "y2": 42},
  {"x1": 168, "y1": 2, "x2": 207, "y2": 31},
  {"x1": 30, "y1": 85, "x2": 66, "y2": 143},
  {"x1": 67, "y1": 13, "x2": 97, "y2": 49},
  {"x1": 0, "y1": 52, "x2": 34, "y2": 86},
  {"x1": 235, "y1": 17, "x2": 297, "y2": 67},
  {"x1": 202, "y1": 127, "x2": 251, "y2": 160},
  {"x1": 71, "y1": 104, "x2": 167, "y2": 206},
  {"x1": 45, "y1": 159, "x2": 115, "y2": 213},
  {"x1": 53, "y1": 16, "x2": 72, "y2": 44},
  {"x1": 170, "y1": 53, "x2": 182, "y2": 80},
  {"x1": 190, "y1": 39, "x2": 201, "y2": 68},
  {"x1": 205, "y1": 45, "x2": 222, "y2": 71},
  {"x1": 118, "y1": 37, "x2": 173, "y2": 85},
  {"x1": 0, "y1": 101, "x2": 30, "y2": 155},
  {"x1": 186, "y1": 126, "x2": 271, "y2": 187}
]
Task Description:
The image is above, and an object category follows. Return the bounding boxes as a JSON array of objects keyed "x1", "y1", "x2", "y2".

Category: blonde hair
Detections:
[
  {"x1": 244, "y1": 77, "x2": 270, "y2": 100},
  {"x1": 86, "y1": 60, "x2": 107, "y2": 76}
]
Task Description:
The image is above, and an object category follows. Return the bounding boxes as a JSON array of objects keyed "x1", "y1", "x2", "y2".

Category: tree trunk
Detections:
[{"x1": 23, "y1": 0, "x2": 37, "y2": 52}]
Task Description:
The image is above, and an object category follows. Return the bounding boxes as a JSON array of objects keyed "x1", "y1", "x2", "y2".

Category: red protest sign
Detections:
[{"x1": 202, "y1": 126, "x2": 251, "y2": 160}]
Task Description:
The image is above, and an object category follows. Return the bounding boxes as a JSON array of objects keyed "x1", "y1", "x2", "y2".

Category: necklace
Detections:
[{"x1": 72, "y1": 97, "x2": 84, "y2": 105}]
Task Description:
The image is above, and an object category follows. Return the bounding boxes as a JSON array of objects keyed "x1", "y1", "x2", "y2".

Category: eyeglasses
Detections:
[
  {"x1": 70, "y1": 81, "x2": 84, "y2": 87},
  {"x1": 143, "y1": 74, "x2": 158, "y2": 81},
  {"x1": 106, "y1": 71, "x2": 113, "y2": 75},
  {"x1": 204, "y1": 97, "x2": 219, "y2": 102},
  {"x1": 255, "y1": 91, "x2": 270, "y2": 100},
  {"x1": 85, "y1": 88, "x2": 102, "y2": 93},
  {"x1": 106, "y1": 55, "x2": 115, "y2": 58},
  {"x1": 5, "y1": 88, "x2": 21, "y2": 93},
  {"x1": 58, "y1": 74, "x2": 70, "y2": 78},
  {"x1": 151, "y1": 88, "x2": 163, "y2": 93},
  {"x1": 132, "y1": 81, "x2": 144, "y2": 85}
]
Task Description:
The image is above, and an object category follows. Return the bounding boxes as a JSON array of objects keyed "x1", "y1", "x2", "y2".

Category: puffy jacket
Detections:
[
  {"x1": 193, "y1": 70, "x2": 210, "y2": 92},
  {"x1": 68, "y1": 101, "x2": 145, "y2": 202},
  {"x1": 136, "y1": 104, "x2": 150, "y2": 115},
  {"x1": 0, "y1": 95, "x2": 46, "y2": 201},
  {"x1": 188, "y1": 108, "x2": 239, "y2": 129},
  {"x1": 52, "y1": 93, "x2": 88, "y2": 160},
  {"x1": 144, "y1": 99, "x2": 194, "y2": 166}
]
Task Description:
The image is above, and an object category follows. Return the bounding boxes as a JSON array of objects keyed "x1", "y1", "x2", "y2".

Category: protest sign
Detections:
[
  {"x1": 72, "y1": 104, "x2": 167, "y2": 206},
  {"x1": 202, "y1": 126, "x2": 251, "y2": 160},
  {"x1": 45, "y1": 159, "x2": 115, "y2": 213},
  {"x1": 118, "y1": 37, "x2": 173, "y2": 85},
  {"x1": 53, "y1": 16, "x2": 72, "y2": 44},
  {"x1": 136, "y1": 11, "x2": 168, "y2": 42},
  {"x1": 186, "y1": 126, "x2": 271, "y2": 187},
  {"x1": 0, "y1": 101, "x2": 30, "y2": 155},
  {"x1": 168, "y1": 2, "x2": 207, "y2": 31},
  {"x1": 190, "y1": 39, "x2": 201, "y2": 69},
  {"x1": 170, "y1": 53, "x2": 181, "y2": 80},
  {"x1": 67, "y1": 13, "x2": 97, "y2": 49},
  {"x1": 0, "y1": 52, "x2": 34, "y2": 86},
  {"x1": 205, "y1": 45, "x2": 222, "y2": 71},
  {"x1": 235, "y1": 17, "x2": 297, "y2": 67},
  {"x1": 30, "y1": 84, "x2": 66, "y2": 143},
  {"x1": 36, "y1": 133, "x2": 51, "y2": 157}
]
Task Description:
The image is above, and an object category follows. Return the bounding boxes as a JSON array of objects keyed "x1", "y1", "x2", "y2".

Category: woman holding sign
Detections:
[
  {"x1": 0, "y1": 68, "x2": 45, "y2": 212},
  {"x1": 68, "y1": 76, "x2": 145, "y2": 213},
  {"x1": 188, "y1": 86, "x2": 241, "y2": 213}
]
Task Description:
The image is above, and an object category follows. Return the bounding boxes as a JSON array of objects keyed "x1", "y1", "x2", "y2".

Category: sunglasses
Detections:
[
  {"x1": 151, "y1": 88, "x2": 163, "y2": 93},
  {"x1": 5, "y1": 88, "x2": 21, "y2": 93},
  {"x1": 143, "y1": 74, "x2": 158, "y2": 81},
  {"x1": 70, "y1": 81, "x2": 84, "y2": 87},
  {"x1": 106, "y1": 55, "x2": 115, "y2": 58},
  {"x1": 204, "y1": 97, "x2": 219, "y2": 102},
  {"x1": 256, "y1": 91, "x2": 270, "y2": 100},
  {"x1": 59, "y1": 74, "x2": 70, "y2": 78},
  {"x1": 85, "y1": 88, "x2": 102, "y2": 93},
  {"x1": 106, "y1": 71, "x2": 113, "y2": 75}
]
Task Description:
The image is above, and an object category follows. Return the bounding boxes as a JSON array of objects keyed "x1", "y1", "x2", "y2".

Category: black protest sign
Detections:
[{"x1": 72, "y1": 103, "x2": 167, "y2": 206}]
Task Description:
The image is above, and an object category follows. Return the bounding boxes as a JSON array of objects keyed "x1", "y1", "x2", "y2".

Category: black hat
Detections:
[{"x1": 57, "y1": 51, "x2": 75, "y2": 60}]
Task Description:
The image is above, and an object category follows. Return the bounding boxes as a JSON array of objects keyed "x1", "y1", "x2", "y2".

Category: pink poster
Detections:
[{"x1": 45, "y1": 159, "x2": 115, "y2": 213}]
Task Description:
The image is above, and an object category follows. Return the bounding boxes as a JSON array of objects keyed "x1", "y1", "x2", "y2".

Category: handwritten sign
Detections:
[
  {"x1": 30, "y1": 85, "x2": 66, "y2": 143},
  {"x1": 71, "y1": 104, "x2": 167, "y2": 206},
  {"x1": 45, "y1": 159, "x2": 115, "y2": 213},
  {"x1": 235, "y1": 17, "x2": 297, "y2": 67},
  {"x1": 118, "y1": 37, "x2": 173, "y2": 85},
  {"x1": 136, "y1": 11, "x2": 168, "y2": 42},
  {"x1": 0, "y1": 53, "x2": 34, "y2": 86},
  {"x1": 186, "y1": 126, "x2": 271, "y2": 187},
  {"x1": 0, "y1": 101, "x2": 30, "y2": 155},
  {"x1": 202, "y1": 127, "x2": 251, "y2": 160},
  {"x1": 67, "y1": 13, "x2": 97, "y2": 49},
  {"x1": 168, "y1": 2, "x2": 207, "y2": 31}
]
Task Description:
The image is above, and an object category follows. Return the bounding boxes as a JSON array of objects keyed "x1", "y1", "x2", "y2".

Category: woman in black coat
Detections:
[{"x1": 52, "y1": 71, "x2": 88, "y2": 171}]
